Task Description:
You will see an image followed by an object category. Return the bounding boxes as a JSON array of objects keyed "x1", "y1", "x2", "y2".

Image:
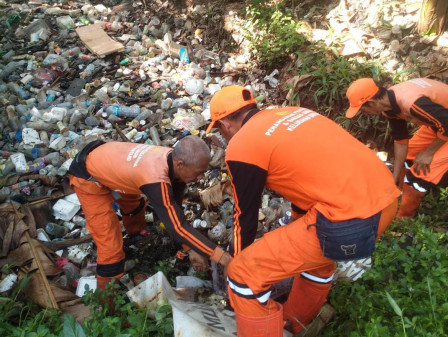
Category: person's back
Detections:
[
  {"x1": 86, "y1": 142, "x2": 172, "y2": 195},
  {"x1": 226, "y1": 106, "x2": 398, "y2": 221},
  {"x1": 390, "y1": 78, "x2": 448, "y2": 119}
]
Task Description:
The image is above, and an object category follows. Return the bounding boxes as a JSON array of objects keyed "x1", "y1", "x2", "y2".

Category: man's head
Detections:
[
  {"x1": 172, "y1": 135, "x2": 211, "y2": 183},
  {"x1": 345, "y1": 78, "x2": 388, "y2": 118},
  {"x1": 206, "y1": 85, "x2": 257, "y2": 141}
]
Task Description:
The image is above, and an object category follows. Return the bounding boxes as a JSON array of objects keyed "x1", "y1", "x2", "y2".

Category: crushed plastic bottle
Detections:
[{"x1": 105, "y1": 105, "x2": 141, "y2": 118}]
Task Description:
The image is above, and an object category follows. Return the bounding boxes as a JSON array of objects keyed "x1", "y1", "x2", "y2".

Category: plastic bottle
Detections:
[
  {"x1": 61, "y1": 47, "x2": 81, "y2": 58},
  {"x1": 42, "y1": 152, "x2": 60, "y2": 166},
  {"x1": 0, "y1": 60, "x2": 27, "y2": 80},
  {"x1": 69, "y1": 110, "x2": 83, "y2": 126},
  {"x1": 45, "y1": 7, "x2": 62, "y2": 15},
  {"x1": 27, "y1": 161, "x2": 46, "y2": 173},
  {"x1": 139, "y1": 69, "x2": 147, "y2": 80},
  {"x1": 0, "y1": 187, "x2": 10, "y2": 202},
  {"x1": 85, "y1": 116, "x2": 100, "y2": 127},
  {"x1": 26, "y1": 121, "x2": 54, "y2": 131},
  {"x1": 45, "y1": 222, "x2": 67, "y2": 238},
  {"x1": 62, "y1": 262, "x2": 80, "y2": 287},
  {"x1": 7, "y1": 83, "x2": 29, "y2": 99},
  {"x1": 149, "y1": 126, "x2": 162, "y2": 146},
  {"x1": 23, "y1": 147, "x2": 49, "y2": 159},
  {"x1": 80, "y1": 63, "x2": 96, "y2": 79},
  {"x1": 133, "y1": 109, "x2": 153, "y2": 124},
  {"x1": 105, "y1": 105, "x2": 140, "y2": 118},
  {"x1": 0, "y1": 150, "x2": 10, "y2": 158},
  {"x1": 161, "y1": 98, "x2": 172, "y2": 110},
  {"x1": 2, "y1": 50, "x2": 15, "y2": 61},
  {"x1": 105, "y1": 21, "x2": 123, "y2": 31},
  {"x1": 6, "y1": 107, "x2": 21, "y2": 131},
  {"x1": 40, "y1": 131, "x2": 49, "y2": 145},
  {"x1": 57, "y1": 121, "x2": 69, "y2": 133},
  {"x1": 125, "y1": 129, "x2": 138, "y2": 140},
  {"x1": 0, "y1": 161, "x2": 15, "y2": 175}
]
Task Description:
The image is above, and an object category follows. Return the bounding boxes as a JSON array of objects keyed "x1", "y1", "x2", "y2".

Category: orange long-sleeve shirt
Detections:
[
  {"x1": 85, "y1": 142, "x2": 217, "y2": 257},
  {"x1": 225, "y1": 107, "x2": 400, "y2": 256}
]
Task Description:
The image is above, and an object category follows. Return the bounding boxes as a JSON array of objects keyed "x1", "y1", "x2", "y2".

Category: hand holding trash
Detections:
[{"x1": 189, "y1": 249, "x2": 210, "y2": 272}]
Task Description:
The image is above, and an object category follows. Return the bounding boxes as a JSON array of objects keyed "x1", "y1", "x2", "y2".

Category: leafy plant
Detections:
[
  {"x1": 242, "y1": 3, "x2": 307, "y2": 67},
  {"x1": 0, "y1": 273, "x2": 175, "y2": 337},
  {"x1": 321, "y1": 213, "x2": 448, "y2": 336}
]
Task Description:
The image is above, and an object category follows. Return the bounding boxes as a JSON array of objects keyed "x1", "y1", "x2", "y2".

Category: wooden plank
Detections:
[{"x1": 76, "y1": 24, "x2": 124, "y2": 58}]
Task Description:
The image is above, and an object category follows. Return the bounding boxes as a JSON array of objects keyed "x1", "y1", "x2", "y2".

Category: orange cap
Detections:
[
  {"x1": 206, "y1": 86, "x2": 256, "y2": 133},
  {"x1": 345, "y1": 78, "x2": 379, "y2": 118}
]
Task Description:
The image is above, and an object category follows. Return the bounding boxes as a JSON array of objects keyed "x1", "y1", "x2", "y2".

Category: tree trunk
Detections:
[{"x1": 417, "y1": 0, "x2": 448, "y2": 35}]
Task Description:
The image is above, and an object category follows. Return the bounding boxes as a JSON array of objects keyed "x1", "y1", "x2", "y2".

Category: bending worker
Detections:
[
  {"x1": 345, "y1": 78, "x2": 448, "y2": 217},
  {"x1": 205, "y1": 86, "x2": 400, "y2": 336},
  {"x1": 69, "y1": 135, "x2": 231, "y2": 289}
]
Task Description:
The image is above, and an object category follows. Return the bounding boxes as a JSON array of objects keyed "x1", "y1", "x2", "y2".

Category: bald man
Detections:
[{"x1": 69, "y1": 136, "x2": 231, "y2": 290}]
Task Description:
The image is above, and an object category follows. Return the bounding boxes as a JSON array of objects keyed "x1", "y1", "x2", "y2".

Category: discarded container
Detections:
[
  {"x1": 105, "y1": 105, "x2": 140, "y2": 117},
  {"x1": 0, "y1": 273, "x2": 18, "y2": 293},
  {"x1": 10, "y1": 153, "x2": 27, "y2": 173},
  {"x1": 76, "y1": 276, "x2": 97, "y2": 297},
  {"x1": 45, "y1": 222, "x2": 67, "y2": 238},
  {"x1": 53, "y1": 195, "x2": 81, "y2": 221}
]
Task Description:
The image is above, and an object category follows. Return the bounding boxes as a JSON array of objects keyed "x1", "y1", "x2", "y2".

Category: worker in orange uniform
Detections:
[
  {"x1": 205, "y1": 86, "x2": 400, "y2": 336},
  {"x1": 345, "y1": 78, "x2": 448, "y2": 217},
  {"x1": 69, "y1": 135, "x2": 231, "y2": 290}
]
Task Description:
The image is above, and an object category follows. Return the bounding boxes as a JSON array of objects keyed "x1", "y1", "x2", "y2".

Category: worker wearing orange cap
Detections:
[
  {"x1": 69, "y1": 136, "x2": 231, "y2": 291},
  {"x1": 206, "y1": 86, "x2": 399, "y2": 336},
  {"x1": 345, "y1": 78, "x2": 448, "y2": 217}
]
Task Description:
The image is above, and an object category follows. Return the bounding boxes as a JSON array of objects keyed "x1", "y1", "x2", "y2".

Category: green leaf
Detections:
[
  {"x1": 61, "y1": 315, "x2": 86, "y2": 337},
  {"x1": 386, "y1": 292, "x2": 402, "y2": 317}
]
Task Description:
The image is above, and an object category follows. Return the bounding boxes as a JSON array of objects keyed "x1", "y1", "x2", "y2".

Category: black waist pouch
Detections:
[
  {"x1": 69, "y1": 139, "x2": 105, "y2": 180},
  {"x1": 315, "y1": 211, "x2": 381, "y2": 262}
]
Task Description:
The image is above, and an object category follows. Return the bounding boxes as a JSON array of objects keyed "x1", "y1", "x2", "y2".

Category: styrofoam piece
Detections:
[
  {"x1": 22, "y1": 128, "x2": 42, "y2": 145},
  {"x1": 127, "y1": 271, "x2": 179, "y2": 318},
  {"x1": 126, "y1": 272, "x2": 293, "y2": 337},
  {"x1": 0, "y1": 273, "x2": 18, "y2": 292},
  {"x1": 64, "y1": 193, "x2": 81, "y2": 205},
  {"x1": 52, "y1": 197, "x2": 80, "y2": 221},
  {"x1": 76, "y1": 276, "x2": 97, "y2": 297}
]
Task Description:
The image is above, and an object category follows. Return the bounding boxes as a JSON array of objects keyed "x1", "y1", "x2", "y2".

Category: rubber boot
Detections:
[
  {"x1": 283, "y1": 273, "x2": 332, "y2": 334},
  {"x1": 396, "y1": 183, "x2": 426, "y2": 218},
  {"x1": 296, "y1": 304, "x2": 336, "y2": 337},
  {"x1": 96, "y1": 274, "x2": 123, "y2": 314},
  {"x1": 235, "y1": 302, "x2": 284, "y2": 337}
]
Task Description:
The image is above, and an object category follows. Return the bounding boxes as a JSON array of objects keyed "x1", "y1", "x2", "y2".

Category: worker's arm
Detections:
[
  {"x1": 388, "y1": 118, "x2": 411, "y2": 185},
  {"x1": 393, "y1": 140, "x2": 408, "y2": 185},
  {"x1": 409, "y1": 97, "x2": 448, "y2": 175},
  {"x1": 140, "y1": 182, "x2": 228, "y2": 265},
  {"x1": 226, "y1": 160, "x2": 267, "y2": 256}
]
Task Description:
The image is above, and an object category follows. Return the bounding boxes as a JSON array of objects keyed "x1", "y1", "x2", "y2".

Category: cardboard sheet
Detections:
[{"x1": 76, "y1": 23, "x2": 124, "y2": 58}]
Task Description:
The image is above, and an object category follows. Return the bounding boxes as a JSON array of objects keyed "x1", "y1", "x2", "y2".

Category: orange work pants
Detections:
[
  {"x1": 70, "y1": 176, "x2": 146, "y2": 278},
  {"x1": 227, "y1": 199, "x2": 397, "y2": 334},
  {"x1": 406, "y1": 126, "x2": 448, "y2": 186}
]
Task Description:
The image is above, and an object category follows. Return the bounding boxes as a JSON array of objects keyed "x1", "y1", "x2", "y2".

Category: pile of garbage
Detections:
[
  {"x1": 291, "y1": 0, "x2": 448, "y2": 79},
  {"x1": 0, "y1": 0, "x2": 290, "y2": 320}
]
